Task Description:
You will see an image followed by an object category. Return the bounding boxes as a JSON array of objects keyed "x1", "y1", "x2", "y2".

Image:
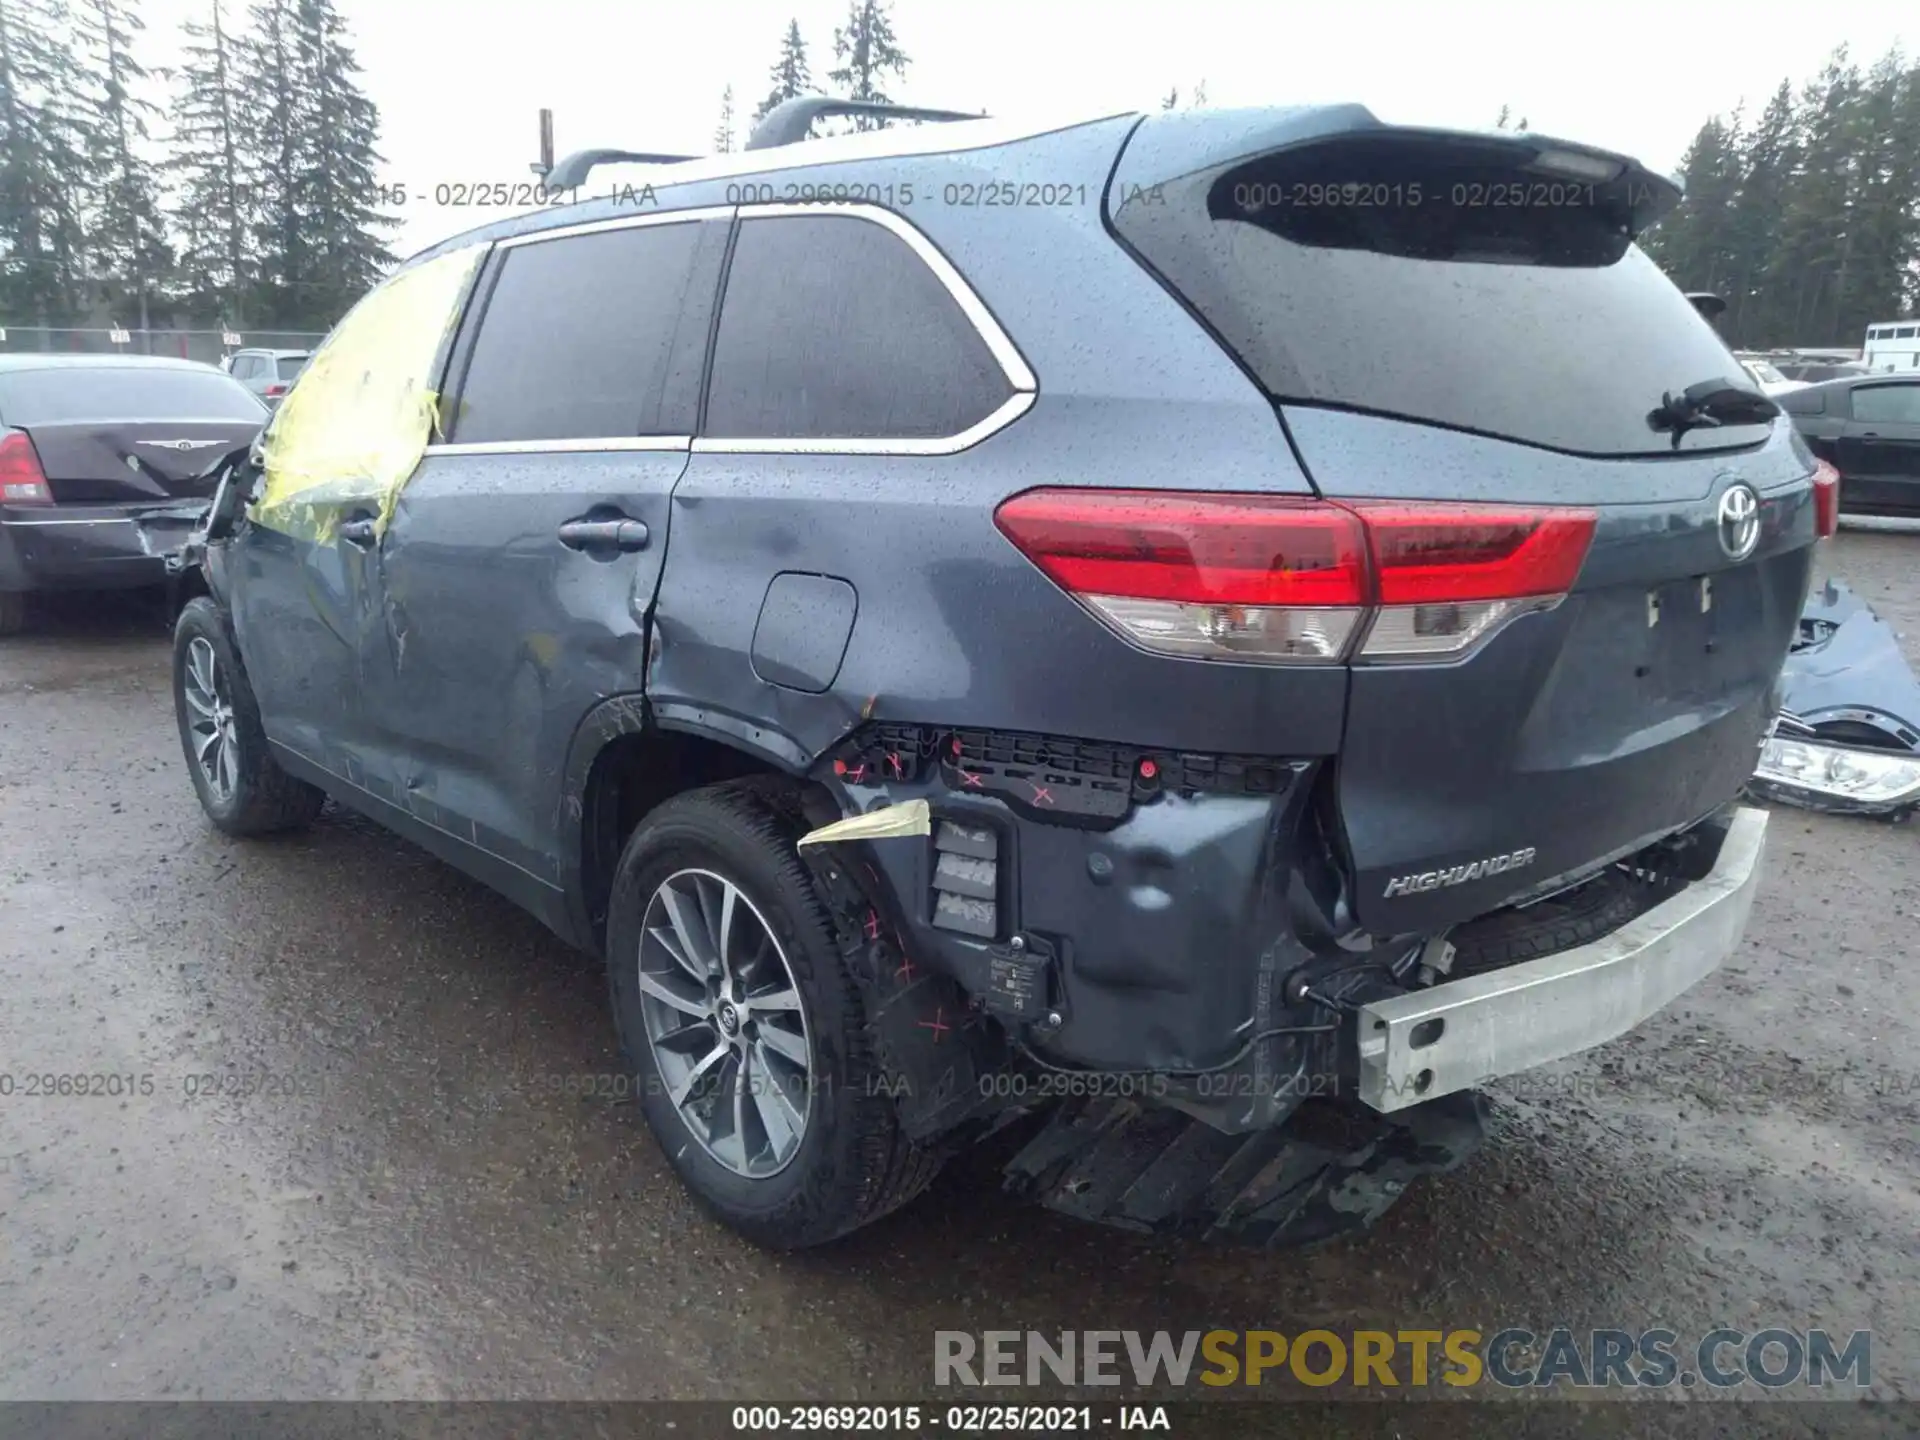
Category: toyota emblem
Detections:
[{"x1": 1717, "y1": 483, "x2": 1761, "y2": 562}]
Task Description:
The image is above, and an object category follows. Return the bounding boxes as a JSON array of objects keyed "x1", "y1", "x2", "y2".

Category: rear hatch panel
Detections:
[
  {"x1": 1290, "y1": 408, "x2": 1812, "y2": 933},
  {"x1": 1108, "y1": 110, "x2": 1818, "y2": 935}
]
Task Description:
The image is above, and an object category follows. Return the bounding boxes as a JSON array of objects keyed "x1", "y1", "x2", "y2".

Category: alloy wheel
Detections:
[
  {"x1": 182, "y1": 636, "x2": 239, "y2": 804},
  {"x1": 636, "y1": 868, "x2": 813, "y2": 1178}
]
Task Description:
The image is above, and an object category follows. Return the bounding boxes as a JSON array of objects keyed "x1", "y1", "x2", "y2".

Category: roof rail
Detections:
[
  {"x1": 745, "y1": 97, "x2": 985, "y2": 151},
  {"x1": 543, "y1": 148, "x2": 700, "y2": 191}
]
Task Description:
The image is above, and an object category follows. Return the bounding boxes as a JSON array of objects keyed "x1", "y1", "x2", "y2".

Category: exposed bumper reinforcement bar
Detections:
[{"x1": 1356, "y1": 806, "x2": 1769, "y2": 1113}]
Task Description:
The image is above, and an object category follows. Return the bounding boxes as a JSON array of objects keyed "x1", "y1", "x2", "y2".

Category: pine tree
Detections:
[
  {"x1": 72, "y1": 0, "x2": 172, "y2": 342},
  {"x1": 714, "y1": 82, "x2": 735, "y2": 153},
  {"x1": 0, "y1": 0, "x2": 93, "y2": 333},
  {"x1": 1719, "y1": 79, "x2": 1800, "y2": 343},
  {"x1": 1774, "y1": 48, "x2": 1864, "y2": 342},
  {"x1": 1644, "y1": 45, "x2": 1920, "y2": 347},
  {"x1": 1840, "y1": 52, "x2": 1918, "y2": 342},
  {"x1": 236, "y1": 0, "x2": 303, "y2": 324},
  {"x1": 1641, "y1": 115, "x2": 1743, "y2": 292},
  {"x1": 753, "y1": 20, "x2": 812, "y2": 125},
  {"x1": 287, "y1": 0, "x2": 394, "y2": 320},
  {"x1": 235, "y1": 0, "x2": 393, "y2": 327},
  {"x1": 828, "y1": 0, "x2": 908, "y2": 131},
  {"x1": 167, "y1": 0, "x2": 253, "y2": 325}
]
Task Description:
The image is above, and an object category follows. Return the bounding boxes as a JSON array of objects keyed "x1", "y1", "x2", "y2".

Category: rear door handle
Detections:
[{"x1": 557, "y1": 517, "x2": 650, "y2": 552}]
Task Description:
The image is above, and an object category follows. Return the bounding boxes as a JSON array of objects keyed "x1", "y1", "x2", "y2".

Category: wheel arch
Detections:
[{"x1": 559, "y1": 695, "x2": 837, "y2": 955}]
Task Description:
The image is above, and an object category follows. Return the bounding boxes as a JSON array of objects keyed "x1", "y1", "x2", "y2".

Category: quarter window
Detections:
[
  {"x1": 449, "y1": 219, "x2": 725, "y2": 444},
  {"x1": 703, "y1": 212, "x2": 1015, "y2": 441}
]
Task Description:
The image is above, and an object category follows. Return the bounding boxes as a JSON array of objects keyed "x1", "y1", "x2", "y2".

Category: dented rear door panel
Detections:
[{"x1": 363, "y1": 449, "x2": 687, "y2": 884}]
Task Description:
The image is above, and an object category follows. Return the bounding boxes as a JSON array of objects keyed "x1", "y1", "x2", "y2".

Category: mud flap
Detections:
[{"x1": 1002, "y1": 1090, "x2": 1486, "y2": 1248}]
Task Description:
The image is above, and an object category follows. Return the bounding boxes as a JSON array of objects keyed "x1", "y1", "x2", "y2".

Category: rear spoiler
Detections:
[{"x1": 1109, "y1": 106, "x2": 1682, "y2": 236}]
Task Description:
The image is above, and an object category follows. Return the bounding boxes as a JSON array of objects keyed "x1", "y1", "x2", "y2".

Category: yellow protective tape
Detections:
[
  {"x1": 251, "y1": 243, "x2": 487, "y2": 544},
  {"x1": 795, "y1": 799, "x2": 933, "y2": 850}
]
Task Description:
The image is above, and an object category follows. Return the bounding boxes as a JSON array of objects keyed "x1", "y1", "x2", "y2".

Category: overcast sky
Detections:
[{"x1": 137, "y1": 0, "x2": 1916, "y2": 260}]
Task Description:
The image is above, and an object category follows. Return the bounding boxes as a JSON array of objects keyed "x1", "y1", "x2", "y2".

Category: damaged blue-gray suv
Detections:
[{"x1": 167, "y1": 98, "x2": 1834, "y2": 1250}]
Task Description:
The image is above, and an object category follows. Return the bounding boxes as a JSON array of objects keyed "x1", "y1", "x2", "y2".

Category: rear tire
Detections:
[
  {"x1": 606, "y1": 780, "x2": 943, "y2": 1249},
  {"x1": 172, "y1": 597, "x2": 326, "y2": 836}
]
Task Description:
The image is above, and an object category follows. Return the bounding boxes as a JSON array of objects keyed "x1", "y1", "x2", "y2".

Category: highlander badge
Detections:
[{"x1": 1384, "y1": 847, "x2": 1537, "y2": 898}]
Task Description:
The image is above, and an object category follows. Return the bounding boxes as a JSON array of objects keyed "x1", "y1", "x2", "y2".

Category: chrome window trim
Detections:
[
  {"x1": 493, "y1": 204, "x2": 735, "y2": 249},
  {"x1": 694, "y1": 392, "x2": 1036, "y2": 458},
  {"x1": 425, "y1": 435, "x2": 691, "y2": 456},
  {"x1": 693, "y1": 201, "x2": 1037, "y2": 457}
]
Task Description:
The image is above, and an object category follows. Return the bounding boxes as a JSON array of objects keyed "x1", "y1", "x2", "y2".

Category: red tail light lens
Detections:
[
  {"x1": 0, "y1": 429, "x2": 52, "y2": 504},
  {"x1": 1811, "y1": 459, "x2": 1840, "y2": 538},
  {"x1": 265, "y1": 384, "x2": 288, "y2": 398},
  {"x1": 991, "y1": 489, "x2": 1368, "y2": 606},
  {"x1": 993, "y1": 488, "x2": 1597, "y2": 665},
  {"x1": 1347, "y1": 503, "x2": 1597, "y2": 604}
]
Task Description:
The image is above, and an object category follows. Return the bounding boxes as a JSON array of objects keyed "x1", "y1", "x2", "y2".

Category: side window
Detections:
[
  {"x1": 1852, "y1": 384, "x2": 1920, "y2": 425},
  {"x1": 449, "y1": 218, "x2": 726, "y2": 444},
  {"x1": 1776, "y1": 387, "x2": 1825, "y2": 417},
  {"x1": 232, "y1": 355, "x2": 257, "y2": 379},
  {"x1": 704, "y1": 213, "x2": 1016, "y2": 441}
]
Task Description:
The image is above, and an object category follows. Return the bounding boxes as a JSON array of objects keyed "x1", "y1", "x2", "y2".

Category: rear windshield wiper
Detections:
[{"x1": 1647, "y1": 376, "x2": 1780, "y2": 449}]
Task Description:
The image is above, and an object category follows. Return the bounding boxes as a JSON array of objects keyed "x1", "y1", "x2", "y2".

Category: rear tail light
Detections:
[
  {"x1": 1346, "y1": 501, "x2": 1596, "y2": 660},
  {"x1": 0, "y1": 430, "x2": 52, "y2": 505},
  {"x1": 264, "y1": 384, "x2": 288, "y2": 398},
  {"x1": 993, "y1": 488, "x2": 1597, "y2": 665},
  {"x1": 1811, "y1": 459, "x2": 1840, "y2": 538}
]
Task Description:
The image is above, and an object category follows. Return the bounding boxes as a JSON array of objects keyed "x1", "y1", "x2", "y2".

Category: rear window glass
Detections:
[
  {"x1": 276, "y1": 355, "x2": 310, "y2": 380},
  {"x1": 450, "y1": 219, "x2": 723, "y2": 444},
  {"x1": 0, "y1": 366, "x2": 265, "y2": 424},
  {"x1": 1114, "y1": 134, "x2": 1770, "y2": 456}
]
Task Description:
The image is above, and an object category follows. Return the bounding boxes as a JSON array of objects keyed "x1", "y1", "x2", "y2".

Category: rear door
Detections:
[
  {"x1": 1110, "y1": 116, "x2": 1819, "y2": 933},
  {"x1": 363, "y1": 209, "x2": 731, "y2": 889},
  {"x1": 1836, "y1": 380, "x2": 1920, "y2": 513},
  {"x1": 0, "y1": 364, "x2": 265, "y2": 505}
]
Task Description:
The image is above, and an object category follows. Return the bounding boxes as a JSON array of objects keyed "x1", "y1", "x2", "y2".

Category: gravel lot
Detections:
[{"x1": 2, "y1": 533, "x2": 1916, "y2": 1435}]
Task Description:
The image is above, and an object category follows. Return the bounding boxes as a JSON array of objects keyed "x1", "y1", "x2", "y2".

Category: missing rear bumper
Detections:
[{"x1": 1355, "y1": 806, "x2": 1768, "y2": 1112}]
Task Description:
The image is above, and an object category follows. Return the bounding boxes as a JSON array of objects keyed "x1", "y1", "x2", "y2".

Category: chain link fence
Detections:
[{"x1": 0, "y1": 326, "x2": 330, "y2": 366}]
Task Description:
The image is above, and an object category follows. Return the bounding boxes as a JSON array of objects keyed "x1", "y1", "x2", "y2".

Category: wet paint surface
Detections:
[{"x1": 0, "y1": 543, "x2": 1915, "y2": 1418}]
